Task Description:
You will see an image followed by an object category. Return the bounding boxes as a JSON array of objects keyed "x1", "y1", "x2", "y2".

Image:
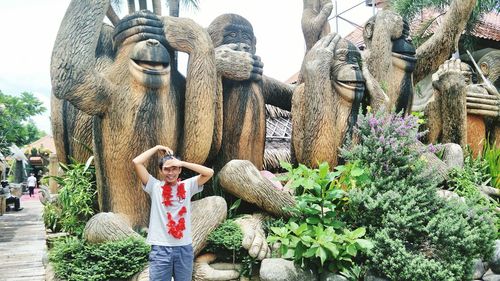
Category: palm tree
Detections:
[{"x1": 167, "y1": 0, "x2": 201, "y2": 17}]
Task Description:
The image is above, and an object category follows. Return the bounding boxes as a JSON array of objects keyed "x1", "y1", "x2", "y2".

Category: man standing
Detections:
[
  {"x1": 27, "y1": 173, "x2": 37, "y2": 197},
  {"x1": 132, "y1": 145, "x2": 213, "y2": 281}
]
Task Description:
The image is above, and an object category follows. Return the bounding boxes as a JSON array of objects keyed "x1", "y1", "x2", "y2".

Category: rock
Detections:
[
  {"x1": 436, "y1": 189, "x2": 464, "y2": 202},
  {"x1": 482, "y1": 269, "x2": 500, "y2": 281},
  {"x1": 320, "y1": 272, "x2": 348, "y2": 281},
  {"x1": 471, "y1": 258, "x2": 486, "y2": 279},
  {"x1": 260, "y1": 258, "x2": 317, "y2": 281},
  {"x1": 490, "y1": 240, "x2": 500, "y2": 274},
  {"x1": 45, "y1": 263, "x2": 61, "y2": 281},
  {"x1": 442, "y1": 143, "x2": 463, "y2": 169},
  {"x1": 129, "y1": 266, "x2": 149, "y2": 281}
]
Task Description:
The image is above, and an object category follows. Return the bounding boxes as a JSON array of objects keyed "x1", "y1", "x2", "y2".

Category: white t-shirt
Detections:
[
  {"x1": 27, "y1": 176, "x2": 37, "y2": 187},
  {"x1": 143, "y1": 174, "x2": 203, "y2": 246}
]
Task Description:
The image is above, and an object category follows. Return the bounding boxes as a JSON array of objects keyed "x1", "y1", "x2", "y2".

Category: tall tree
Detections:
[{"x1": 0, "y1": 90, "x2": 46, "y2": 156}]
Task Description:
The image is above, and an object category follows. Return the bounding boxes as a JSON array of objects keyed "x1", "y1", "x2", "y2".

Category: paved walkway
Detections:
[{"x1": 0, "y1": 192, "x2": 46, "y2": 281}]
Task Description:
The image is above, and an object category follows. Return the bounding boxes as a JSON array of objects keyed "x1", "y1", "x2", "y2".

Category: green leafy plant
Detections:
[
  {"x1": 43, "y1": 157, "x2": 98, "y2": 236},
  {"x1": 49, "y1": 236, "x2": 150, "y2": 281},
  {"x1": 43, "y1": 203, "x2": 62, "y2": 233},
  {"x1": 481, "y1": 140, "x2": 500, "y2": 189},
  {"x1": 341, "y1": 111, "x2": 497, "y2": 281},
  {"x1": 268, "y1": 162, "x2": 373, "y2": 276}
]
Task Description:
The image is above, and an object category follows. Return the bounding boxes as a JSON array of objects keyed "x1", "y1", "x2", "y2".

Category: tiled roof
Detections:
[
  {"x1": 473, "y1": 12, "x2": 500, "y2": 41},
  {"x1": 24, "y1": 135, "x2": 56, "y2": 154}
]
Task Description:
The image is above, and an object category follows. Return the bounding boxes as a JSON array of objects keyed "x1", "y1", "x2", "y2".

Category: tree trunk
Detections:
[{"x1": 414, "y1": 0, "x2": 478, "y2": 82}]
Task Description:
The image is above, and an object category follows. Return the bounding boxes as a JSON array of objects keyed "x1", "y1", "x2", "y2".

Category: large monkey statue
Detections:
[
  {"x1": 206, "y1": 14, "x2": 295, "y2": 171},
  {"x1": 51, "y1": 0, "x2": 218, "y2": 228},
  {"x1": 292, "y1": 33, "x2": 367, "y2": 167},
  {"x1": 422, "y1": 58, "x2": 500, "y2": 155},
  {"x1": 363, "y1": 0, "x2": 478, "y2": 114},
  {"x1": 425, "y1": 59, "x2": 471, "y2": 148},
  {"x1": 478, "y1": 50, "x2": 500, "y2": 146}
]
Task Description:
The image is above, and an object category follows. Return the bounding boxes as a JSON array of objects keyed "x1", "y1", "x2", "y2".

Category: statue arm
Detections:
[
  {"x1": 301, "y1": 0, "x2": 333, "y2": 51},
  {"x1": 415, "y1": 0, "x2": 477, "y2": 82},
  {"x1": 262, "y1": 76, "x2": 295, "y2": 111},
  {"x1": 50, "y1": 0, "x2": 112, "y2": 115},
  {"x1": 162, "y1": 16, "x2": 218, "y2": 164}
]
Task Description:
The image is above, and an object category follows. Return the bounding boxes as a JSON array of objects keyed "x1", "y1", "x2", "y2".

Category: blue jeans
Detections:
[{"x1": 149, "y1": 244, "x2": 194, "y2": 281}]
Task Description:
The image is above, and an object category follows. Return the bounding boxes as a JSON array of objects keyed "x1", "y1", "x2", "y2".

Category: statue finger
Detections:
[
  {"x1": 114, "y1": 17, "x2": 163, "y2": 37},
  {"x1": 248, "y1": 239, "x2": 261, "y2": 258},
  {"x1": 252, "y1": 55, "x2": 263, "y2": 65},
  {"x1": 241, "y1": 230, "x2": 254, "y2": 249},
  {"x1": 249, "y1": 73, "x2": 262, "y2": 81},
  {"x1": 256, "y1": 243, "x2": 270, "y2": 260},
  {"x1": 119, "y1": 33, "x2": 169, "y2": 49}
]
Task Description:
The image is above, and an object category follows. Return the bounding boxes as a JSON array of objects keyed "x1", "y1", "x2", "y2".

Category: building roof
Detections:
[
  {"x1": 345, "y1": 10, "x2": 500, "y2": 49},
  {"x1": 24, "y1": 135, "x2": 56, "y2": 154}
]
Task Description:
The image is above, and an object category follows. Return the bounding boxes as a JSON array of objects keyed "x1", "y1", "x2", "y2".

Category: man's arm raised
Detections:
[{"x1": 132, "y1": 145, "x2": 173, "y2": 185}]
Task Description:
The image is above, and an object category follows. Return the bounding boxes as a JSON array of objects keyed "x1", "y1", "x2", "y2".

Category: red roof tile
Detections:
[{"x1": 344, "y1": 10, "x2": 500, "y2": 49}]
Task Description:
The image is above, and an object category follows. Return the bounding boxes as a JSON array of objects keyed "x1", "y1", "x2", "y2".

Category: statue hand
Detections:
[
  {"x1": 303, "y1": 33, "x2": 340, "y2": 76},
  {"x1": 215, "y1": 44, "x2": 263, "y2": 81},
  {"x1": 113, "y1": 10, "x2": 166, "y2": 48},
  {"x1": 432, "y1": 59, "x2": 471, "y2": 91},
  {"x1": 235, "y1": 214, "x2": 271, "y2": 260},
  {"x1": 193, "y1": 253, "x2": 241, "y2": 281}
]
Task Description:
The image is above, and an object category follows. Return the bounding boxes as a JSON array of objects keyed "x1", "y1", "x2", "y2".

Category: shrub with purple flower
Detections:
[
  {"x1": 340, "y1": 110, "x2": 496, "y2": 281},
  {"x1": 342, "y1": 111, "x2": 427, "y2": 184}
]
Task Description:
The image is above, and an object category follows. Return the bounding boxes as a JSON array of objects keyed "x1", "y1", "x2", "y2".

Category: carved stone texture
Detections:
[
  {"x1": 51, "y1": 0, "x2": 217, "y2": 228},
  {"x1": 219, "y1": 160, "x2": 295, "y2": 218},
  {"x1": 207, "y1": 14, "x2": 294, "y2": 171},
  {"x1": 83, "y1": 212, "x2": 141, "y2": 244},
  {"x1": 292, "y1": 33, "x2": 365, "y2": 168},
  {"x1": 191, "y1": 196, "x2": 227, "y2": 256},
  {"x1": 234, "y1": 213, "x2": 271, "y2": 260},
  {"x1": 192, "y1": 253, "x2": 241, "y2": 281}
]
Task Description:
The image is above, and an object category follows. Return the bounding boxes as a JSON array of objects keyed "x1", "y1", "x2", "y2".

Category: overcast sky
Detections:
[{"x1": 0, "y1": 0, "x2": 374, "y2": 135}]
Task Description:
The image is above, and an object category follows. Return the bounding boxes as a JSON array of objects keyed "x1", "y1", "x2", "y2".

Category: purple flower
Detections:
[
  {"x1": 428, "y1": 143, "x2": 437, "y2": 154},
  {"x1": 369, "y1": 117, "x2": 378, "y2": 128}
]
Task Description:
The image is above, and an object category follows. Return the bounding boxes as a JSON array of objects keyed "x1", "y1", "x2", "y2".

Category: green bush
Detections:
[
  {"x1": 49, "y1": 236, "x2": 150, "y2": 281},
  {"x1": 447, "y1": 149, "x2": 500, "y2": 239},
  {"x1": 43, "y1": 158, "x2": 98, "y2": 236},
  {"x1": 342, "y1": 111, "x2": 497, "y2": 281},
  {"x1": 204, "y1": 219, "x2": 259, "y2": 277},
  {"x1": 43, "y1": 203, "x2": 62, "y2": 233},
  {"x1": 268, "y1": 162, "x2": 373, "y2": 277}
]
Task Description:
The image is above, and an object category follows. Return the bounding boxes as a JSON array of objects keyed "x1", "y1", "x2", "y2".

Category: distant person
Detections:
[
  {"x1": 27, "y1": 173, "x2": 37, "y2": 197},
  {"x1": 1, "y1": 180, "x2": 23, "y2": 211},
  {"x1": 133, "y1": 145, "x2": 214, "y2": 281}
]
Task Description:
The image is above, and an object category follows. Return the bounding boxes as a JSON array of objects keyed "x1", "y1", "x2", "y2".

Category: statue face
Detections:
[
  {"x1": 128, "y1": 38, "x2": 171, "y2": 89},
  {"x1": 222, "y1": 24, "x2": 255, "y2": 54},
  {"x1": 391, "y1": 21, "x2": 416, "y2": 70},
  {"x1": 331, "y1": 40, "x2": 365, "y2": 102}
]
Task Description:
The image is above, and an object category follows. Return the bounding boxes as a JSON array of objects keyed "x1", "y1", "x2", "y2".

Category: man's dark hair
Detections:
[{"x1": 158, "y1": 155, "x2": 182, "y2": 169}]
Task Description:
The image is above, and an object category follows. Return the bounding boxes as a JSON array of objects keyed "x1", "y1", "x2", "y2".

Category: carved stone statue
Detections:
[{"x1": 51, "y1": 0, "x2": 218, "y2": 228}]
